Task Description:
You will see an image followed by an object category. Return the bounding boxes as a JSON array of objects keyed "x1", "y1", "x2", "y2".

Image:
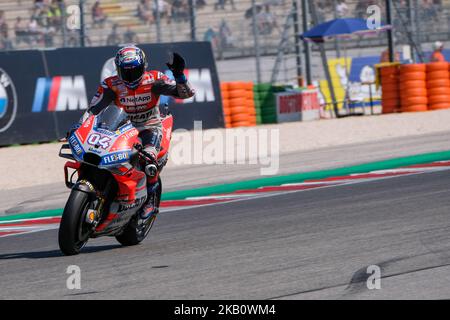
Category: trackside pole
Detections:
[
  {"x1": 189, "y1": 0, "x2": 197, "y2": 41},
  {"x1": 293, "y1": 0, "x2": 303, "y2": 86},
  {"x1": 251, "y1": 0, "x2": 262, "y2": 83},
  {"x1": 79, "y1": 0, "x2": 86, "y2": 47},
  {"x1": 385, "y1": 0, "x2": 395, "y2": 62},
  {"x1": 307, "y1": 0, "x2": 340, "y2": 117},
  {"x1": 301, "y1": 0, "x2": 312, "y2": 85}
]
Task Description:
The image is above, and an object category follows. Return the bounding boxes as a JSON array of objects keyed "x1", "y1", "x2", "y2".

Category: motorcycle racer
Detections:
[{"x1": 83, "y1": 45, "x2": 195, "y2": 220}]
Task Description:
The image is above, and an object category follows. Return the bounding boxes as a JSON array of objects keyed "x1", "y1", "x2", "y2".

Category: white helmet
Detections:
[{"x1": 433, "y1": 41, "x2": 444, "y2": 50}]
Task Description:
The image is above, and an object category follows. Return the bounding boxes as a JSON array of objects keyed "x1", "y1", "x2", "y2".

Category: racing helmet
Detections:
[{"x1": 115, "y1": 46, "x2": 148, "y2": 89}]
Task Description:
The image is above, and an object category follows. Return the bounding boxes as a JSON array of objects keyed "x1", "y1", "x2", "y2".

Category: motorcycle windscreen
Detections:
[{"x1": 96, "y1": 104, "x2": 129, "y2": 131}]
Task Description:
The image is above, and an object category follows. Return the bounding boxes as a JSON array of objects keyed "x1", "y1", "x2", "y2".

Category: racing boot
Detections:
[{"x1": 139, "y1": 179, "x2": 160, "y2": 220}]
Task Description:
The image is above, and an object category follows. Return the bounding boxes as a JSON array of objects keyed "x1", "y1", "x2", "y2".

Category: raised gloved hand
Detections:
[{"x1": 166, "y1": 52, "x2": 186, "y2": 83}]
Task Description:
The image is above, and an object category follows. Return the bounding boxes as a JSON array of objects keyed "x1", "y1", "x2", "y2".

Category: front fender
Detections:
[{"x1": 73, "y1": 180, "x2": 97, "y2": 201}]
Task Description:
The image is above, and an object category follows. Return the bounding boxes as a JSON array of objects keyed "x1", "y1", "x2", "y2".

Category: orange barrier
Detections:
[
  {"x1": 380, "y1": 65, "x2": 400, "y2": 113},
  {"x1": 427, "y1": 62, "x2": 450, "y2": 110},
  {"x1": 399, "y1": 64, "x2": 428, "y2": 112},
  {"x1": 220, "y1": 82, "x2": 256, "y2": 128},
  {"x1": 220, "y1": 83, "x2": 232, "y2": 128}
]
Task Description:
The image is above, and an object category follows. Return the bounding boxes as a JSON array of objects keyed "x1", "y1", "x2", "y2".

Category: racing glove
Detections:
[{"x1": 166, "y1": 52, "x2": 187, "y2": 84}]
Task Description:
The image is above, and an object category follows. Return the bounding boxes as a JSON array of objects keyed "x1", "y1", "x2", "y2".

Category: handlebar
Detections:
[{"x1": 133, "y1": 143, "x2": 157, "y2": 166}]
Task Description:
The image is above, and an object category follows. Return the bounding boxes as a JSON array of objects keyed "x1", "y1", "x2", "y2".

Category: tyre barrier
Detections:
[
  {"x1": 427, "y1": 62, "x2": 450, "y2": 111},
  {"x1": 381, "y1": 62, "x2": 450, "y2": 114},
  {"x1": 380, "y1": 65, "x2": 400, "y2": 113},
  {"x1": 399, "y1": 63, "x2": 428, "y2": 112},
  {"x1": 220, "y1": 83, "x2": 232, "y2": 128},
  {"x1": 254, "y1": 83, "x2": 278, "y2": 124},
  {"x1": 220, "y1": 82, "x2": 257, "y2": 128}
]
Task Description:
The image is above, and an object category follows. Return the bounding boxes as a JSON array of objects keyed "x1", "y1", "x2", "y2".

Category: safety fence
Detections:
[{"x1": 3, "y1": 0, "x2": 450, "y2": 85}]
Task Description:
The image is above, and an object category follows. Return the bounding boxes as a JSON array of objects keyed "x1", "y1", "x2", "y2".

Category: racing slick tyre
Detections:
[
  {"x1": 58, "y1": 189, "x2": 93, "y2": 256},
  {"x1": 115, "y1": 215, "x2": 156, "y2": 246},
  {"x1": 115, "y1": 178, "x2": 161, "y2": 246}
]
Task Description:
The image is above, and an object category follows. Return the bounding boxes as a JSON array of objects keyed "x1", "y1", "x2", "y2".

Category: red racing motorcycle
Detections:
[{"x1": 58, "y1": 104, "x2": 172, "y2": 255}]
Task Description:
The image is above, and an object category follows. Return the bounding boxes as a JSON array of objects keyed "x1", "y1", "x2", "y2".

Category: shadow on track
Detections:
[{"x1": 0, "y1": 244, "x2": 122, "y2": 260}]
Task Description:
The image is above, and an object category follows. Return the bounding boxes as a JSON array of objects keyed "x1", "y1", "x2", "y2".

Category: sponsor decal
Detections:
[
  {"x1": 87, "y1": 147, "x2": 102, "y2": 154},
  {"x1": 31, "y1": 75, "x2": 88, "y2": 112},
  {"x1": 119, "y1": 123, "x2": 134, "y2": 133},
  {"x1": 79, "y1": 180, "x2": 95, "y2": 191},
  {"x1": 95, "y1": 127, "x2": 116, "y2": 136},
  {"x1": 69, "y1": 134, "x2": 83, "y2": 155},
  {"x1": 119, "y1": 94, "x2": 152, "y2": 106},
  {"x1": 102, "y1": 151, "x2": 129, "y2": 165},
  {"x1": 0, "y1": 68, "x2": 18, "y2": 133},
  {"x1": 118, "y1": 196, "x2": 146, "y2": 212},
  {"x1": 141, "y1": 73, "x2": 154, "y2": 85},
  {"x1": 128, "y1": 110, "x2": 155, "y2": 123},
  {"x1": 90, "y1": 89, "x2": 103, "y2": 106},
  {"x1": 279, "y1": 94, "x2": 302, "y2": 114}
]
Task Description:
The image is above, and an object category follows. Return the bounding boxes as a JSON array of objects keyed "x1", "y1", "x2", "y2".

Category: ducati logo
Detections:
[{"x1": 0, "y1": 68, "x2": 18, "y2": 133}]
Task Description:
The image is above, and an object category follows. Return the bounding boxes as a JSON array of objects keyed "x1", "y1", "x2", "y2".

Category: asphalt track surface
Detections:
[
  {"x1": 2, "y1": 131, "x2": 450, "y2": 215},
  {"x1": 1, "y1": 169, "x2": 450, "y2": 299}
]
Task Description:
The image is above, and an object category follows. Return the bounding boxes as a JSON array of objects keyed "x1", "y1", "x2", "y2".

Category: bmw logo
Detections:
[{"x1": 0, "y1": 68, "x2": 17, "y2": 133}]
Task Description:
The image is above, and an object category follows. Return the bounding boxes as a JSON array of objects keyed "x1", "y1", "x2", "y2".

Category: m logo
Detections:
[
  {"x1": 32, "y1": 75, "x2": 88, "y2": 112},
  {"x1": 0, "y1": 68, "x2": 18, "y2": 133},
  {"x1": 184, "y1": 69, "x2": 215, "y2": 103}
]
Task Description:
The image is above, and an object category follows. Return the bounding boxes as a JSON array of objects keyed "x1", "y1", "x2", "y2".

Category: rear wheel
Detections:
[
  {"x1": 116, "y1": 178, "x2": 161, "y2": 246},
  {"x1": 115, "y1": 215, "x2": 157, "y2": 246},
  {"x1": 58, "y1": 190, "x2": 93, "y2": 255}
]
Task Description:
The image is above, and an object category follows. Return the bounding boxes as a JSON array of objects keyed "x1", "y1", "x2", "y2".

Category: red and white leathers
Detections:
[{"x1": 87, "y1": 70, "x2": 194, "y2": 160}]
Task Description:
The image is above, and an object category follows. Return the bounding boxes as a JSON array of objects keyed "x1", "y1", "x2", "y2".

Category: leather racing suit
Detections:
[{"x1": 87, "y1": 70, "x2": 194, "y2": 193}]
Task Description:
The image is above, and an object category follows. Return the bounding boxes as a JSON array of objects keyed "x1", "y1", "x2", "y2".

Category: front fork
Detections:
[{"x1": 64, "y1": 161, "x2": 113, "y2": 228}]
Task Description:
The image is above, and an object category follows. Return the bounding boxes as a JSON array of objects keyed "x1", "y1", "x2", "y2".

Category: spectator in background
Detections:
[
  {"x1": 203, "y1": 27, "x2": 219, "y2": 51},
  {"x1": 214, "y1": 0, "x2": 236, "y2": 11},
  {"x1": 336, "y1": 0, "x2": 349, "y2": 18},
  {"x1": 34, "y1": 0, "x2": 45, "y2": 9},
  {"x1": 0, "y1": 11, "x2": 13, "y2": 50},
  {"x1": 43, "y1": 23, "x2": 56, "y2": 47},
  {"x1": 27, "y1": 17, "x2": 42, "y2": 45},
  {"x1": 316, "y1": 1, "x2": 326, "y2": 23},
  {"x1": 256, "y1": 5, "x2": 279, "y2": 35},
  {"x1": 219, "y1": 19, "x2": 233, "y2": 49},
  {"x1": 137, "y1": 0, "x2": 154, "y2": 25},
  {"x1": 171, "y1": 0, "x2": 189, "y2": 23},
  {"x1": 14, "y1": 17, "x2": 30, "y2": 45},
  {"x1": 47, "y1": 0, "x2": 63, "y2": 30},
  {"x1": 196, "y1": 0, "x2": 206, "y2": 9},
  {"x1": 430, "y1": 41, "x2": 446, "y2": 62},
  {"x1": 123, "y1": 27, "x2": 140, "y2": 44},
  {"x1": 153, "y1": 0, "x2": 171, "y2": 24},
  {"x1": 106, "y1": 24, "x2": 121, "y2": 46},
  {"x1": 31, "y1": 3, "x2": 48, "y2": 28},
  {"x1": 0, "y1": 10, "x2": 7, "y2": 31},
  {"x1": 379, "y1": 47, "x2": 401, "y2": 63},
  {"x1": 92, "y1": 1, "x2": 107, "y2": 28}
]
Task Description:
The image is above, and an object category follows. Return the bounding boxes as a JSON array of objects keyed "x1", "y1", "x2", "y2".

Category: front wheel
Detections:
[{"x1": 58, "y1": 189, "x2": 93, "y2": 255}]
